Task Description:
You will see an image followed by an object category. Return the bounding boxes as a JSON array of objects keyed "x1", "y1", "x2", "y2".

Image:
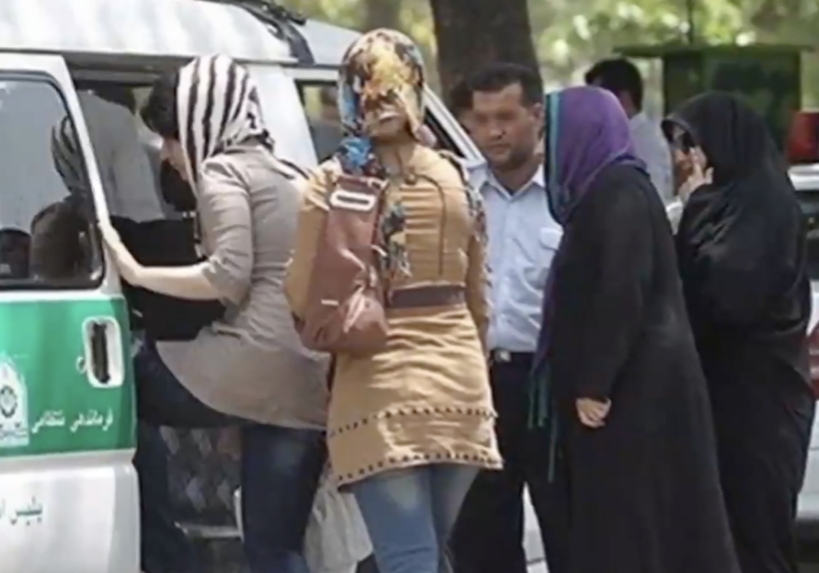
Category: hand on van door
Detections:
[{"x1": 98, "y1": 218, "x2": 143, "y2": 284}]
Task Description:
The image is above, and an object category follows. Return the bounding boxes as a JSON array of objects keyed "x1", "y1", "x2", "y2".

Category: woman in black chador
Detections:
[
  {"x1": 529, "y1": 86, "x2": 740, "y2": 573},
  {"x1": 665, "y1": 92, "x2": 815, "y2": 573}
]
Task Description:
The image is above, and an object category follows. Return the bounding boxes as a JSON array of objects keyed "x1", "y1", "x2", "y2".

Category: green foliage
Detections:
[{"x1": 282, "y1": 0, "x2": 819, "y2": 106}]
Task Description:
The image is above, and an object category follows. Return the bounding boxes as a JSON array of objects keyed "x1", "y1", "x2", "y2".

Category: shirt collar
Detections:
[{"x1": 469, "y1": 159, "x2": 545, "y2": 195}]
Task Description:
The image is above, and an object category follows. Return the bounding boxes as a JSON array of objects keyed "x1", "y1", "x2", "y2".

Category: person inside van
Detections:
[
  {"x1": 97, "y1": 56, "x2": 329, "y2": 573},
  {"x1": 286, "y1": 29, "x2": 501, "y2": 573},
  {"x1": 75, "y1": 87, "x2": 168, "y2": 222},
  {"x1": 29, "y1": 201, "x2": 87, "y2": 281},
  {"x1": 309, "y1": 85, "x2": 344, "y2": 161},
  {"x1": 0, "y1": 228, "x2": 30, "y2": 279}
]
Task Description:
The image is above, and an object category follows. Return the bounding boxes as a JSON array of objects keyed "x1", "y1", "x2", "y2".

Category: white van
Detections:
[{"x1": 0, "y1": 1, "x2": 481, "y2": 572}]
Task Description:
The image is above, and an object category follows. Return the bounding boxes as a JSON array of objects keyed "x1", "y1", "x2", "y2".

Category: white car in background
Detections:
[{"x1": 789, "y1": 164, "x2": 819, "y2": 539}]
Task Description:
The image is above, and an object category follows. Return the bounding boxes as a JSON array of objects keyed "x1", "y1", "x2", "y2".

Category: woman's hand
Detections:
[
  {"x1": 576, "y1": 398, "x2": 611, "y2": 428},
  {"x1": 678, "y1": 147, "x2": 713, "y2": 202},
  {"x1": 98, "y1": 219, "x2": 143, "y2": 285}
]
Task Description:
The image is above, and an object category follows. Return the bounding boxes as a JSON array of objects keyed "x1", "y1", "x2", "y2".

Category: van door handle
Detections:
[{"x1": 89, "y1": 321, "x2": 110, "y2": 384}]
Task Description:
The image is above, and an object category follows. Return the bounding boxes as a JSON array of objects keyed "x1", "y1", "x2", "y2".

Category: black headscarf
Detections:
[{"x1": 664, "y1": 92, "x2": 809, "y2": 343}]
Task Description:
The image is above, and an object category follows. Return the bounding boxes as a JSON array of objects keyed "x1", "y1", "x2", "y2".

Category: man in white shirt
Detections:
[
  {"x1": 449, "y1": 62, "x2": 562, "y2": 573},
  {"x1": 585, "y1": 58, "x2": 674, "y2": 203},
  {"x1": 77, "y1": 88, "x2": 168, "y2": 221}
]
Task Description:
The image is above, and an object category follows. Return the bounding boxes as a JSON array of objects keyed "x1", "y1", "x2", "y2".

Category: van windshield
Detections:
[{"x1": 0, "y1": 76, "x2": 101, "y2": 287}]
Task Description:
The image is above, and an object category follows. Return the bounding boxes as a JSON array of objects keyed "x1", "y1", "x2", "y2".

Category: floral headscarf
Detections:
[{"x1": 334, "y1": 29, "x2": 426, "y2": 281}]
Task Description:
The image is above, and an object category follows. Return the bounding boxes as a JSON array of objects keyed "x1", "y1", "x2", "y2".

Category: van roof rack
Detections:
[{"x1": 203, "y1": 0, "x2": 314, "y2": 64}]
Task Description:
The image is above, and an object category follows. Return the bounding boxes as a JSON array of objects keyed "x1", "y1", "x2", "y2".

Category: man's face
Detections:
[
  {"x1": 469, "y1": 83, "x2": 542, "y2": 171},
  {"x1": 161, "y1": 138, "x2": 189, "y2": 182}
]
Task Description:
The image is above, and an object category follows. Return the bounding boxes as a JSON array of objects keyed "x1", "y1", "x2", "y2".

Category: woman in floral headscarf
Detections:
[{"x1": 286, "y1": 29, "x2": 501, "y2": 573}]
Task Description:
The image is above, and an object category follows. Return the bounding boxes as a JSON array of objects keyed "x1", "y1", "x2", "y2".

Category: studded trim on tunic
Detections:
[
  {"x1": 327, "y1": 405, "x2": 496, "y2": 438},
  {"x1": 328, "y1": 405, "x2": 502, "y2": 486}
]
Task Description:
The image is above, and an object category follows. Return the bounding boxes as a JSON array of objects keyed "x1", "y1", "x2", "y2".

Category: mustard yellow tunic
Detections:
[{"x1": 286, "y1": 142, "x2": 501, "y2": 485}]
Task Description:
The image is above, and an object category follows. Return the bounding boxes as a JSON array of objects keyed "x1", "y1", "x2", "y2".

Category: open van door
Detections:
[{"x1": 0, "y1": 53, "x2": 138, "y2": 573}]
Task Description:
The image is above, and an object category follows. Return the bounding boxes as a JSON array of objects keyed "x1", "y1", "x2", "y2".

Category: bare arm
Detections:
[{"x1": 134, "y1": 160, "x2": 253, "y2": 302}]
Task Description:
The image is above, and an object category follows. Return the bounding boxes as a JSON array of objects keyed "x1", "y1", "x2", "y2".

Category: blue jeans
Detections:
[
  {"x1": 351, "y1": 464, "x2": 477, "y2": 573},
  {"x1": 134, "y1": 342, "x2": 326, "y2": 573}
]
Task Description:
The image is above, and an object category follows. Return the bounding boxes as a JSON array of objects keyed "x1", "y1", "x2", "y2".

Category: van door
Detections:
[{"x1": 0, "y1": 53, "x2": 138, "y2": 573}]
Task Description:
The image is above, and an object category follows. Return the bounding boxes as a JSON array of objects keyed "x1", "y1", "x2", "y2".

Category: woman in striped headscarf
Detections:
[{"x1": 98, "y1": 56, "x2": 329, "y2": 573}]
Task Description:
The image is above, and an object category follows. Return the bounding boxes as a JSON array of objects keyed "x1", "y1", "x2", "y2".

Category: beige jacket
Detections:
[
  {"x1": 286, "y1": 142, "x2": 500, "y2": 484},
  {"x1": 158, "y1": 144, "x2": 329, "y2": 429}
]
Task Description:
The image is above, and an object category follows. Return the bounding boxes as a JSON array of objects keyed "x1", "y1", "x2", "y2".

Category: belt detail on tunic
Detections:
[{"x1": 387, "y1": 285, "x2": 465, "y2": 309}]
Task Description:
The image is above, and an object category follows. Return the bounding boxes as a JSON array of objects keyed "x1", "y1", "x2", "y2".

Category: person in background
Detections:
[
  {"x1": 0, "y1": 228, "x2": 30, "y2": 278},
  {"x1": 76, "y1": 87, "x2": 168, "y2": 221},
  {"x1": 449, "y1": 62, "x2": 559, "y2": 573},
  {"x1": 449, "y1": 78, "x2": 475, "y2": 135},
  {"x1": 309, "y1": 85, "x2": 344, "y2": 161},
  {"x1": 29, "y1": 201, "x2": 87, "y2": 281},
  {"x1": 286, "y1": 29, "x2": 501, "y2": 573},
  {"x1": 665, "y1": 92, "x2": 815, "y2": 573},
  {"x1": 528, "y1": 84, "x2": 741, "y2": 573},
  {"x1": 585, "y1": 58, "x2": 673, "y2": 203},
  {"x1": 98, "y1": 56, "x2": 329, "y2": 573}
]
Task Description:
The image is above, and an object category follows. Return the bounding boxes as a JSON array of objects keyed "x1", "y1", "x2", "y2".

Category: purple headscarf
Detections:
[
  {"x1": 544, "y1": 86, "x2": 644, "y2": 225},
  {"x1": 530, "y1": 86, "x2": 644, "y2": 429}
]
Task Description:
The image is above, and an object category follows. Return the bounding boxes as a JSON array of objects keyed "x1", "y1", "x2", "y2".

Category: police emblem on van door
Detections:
[{"x1": 0, "y1": 358, "x2": 29, "y2": 448}]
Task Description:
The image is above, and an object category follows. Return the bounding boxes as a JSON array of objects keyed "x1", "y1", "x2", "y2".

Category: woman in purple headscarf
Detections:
[{"x1": 529, "y1": 86, "x2": 740, "y2": 573}]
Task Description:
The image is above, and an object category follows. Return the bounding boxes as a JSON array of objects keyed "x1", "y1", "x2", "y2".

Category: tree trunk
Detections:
[
  {"x1": 429, "y1": 0, "x2": 539, "y2": 102},
  {"x1": 362, "y1": 0, "x2": 401, "y2": 31}
]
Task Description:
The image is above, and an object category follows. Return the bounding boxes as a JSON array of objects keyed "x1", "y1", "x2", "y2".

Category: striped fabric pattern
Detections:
[
  {"x1": 176, "y1": 55, "x2": 272, "y2": 189},
  {"x1": 50, "y1": 115, "x2": 88, "y2": 196}
]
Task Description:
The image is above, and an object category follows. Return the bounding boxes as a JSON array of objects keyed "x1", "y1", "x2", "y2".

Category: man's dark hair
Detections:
[
  {"x1": 141, "y1": 71, "x2": 179, "y2": 139},
  {"x1": 463, "y1": 63, "x2": 543, "y2": 108},
  {"x1": 585, "y1": 58, "x2": 644, "y2": 110}
]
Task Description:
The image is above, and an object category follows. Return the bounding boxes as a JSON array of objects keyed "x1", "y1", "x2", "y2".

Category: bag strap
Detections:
[{"x1": 304, "y1": 170, "x2": 389, "y2": 308}]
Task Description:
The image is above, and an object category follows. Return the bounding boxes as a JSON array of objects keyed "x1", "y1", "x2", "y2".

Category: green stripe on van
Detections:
[{"x1": 0, "y1": 297, "x2": 135, "y2": 457}]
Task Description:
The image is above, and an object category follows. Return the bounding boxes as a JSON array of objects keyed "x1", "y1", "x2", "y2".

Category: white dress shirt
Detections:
[
  {"x1": 666, "y1": 198, "x2": 684, "y2": 234},
  {"x1": 629, "y1": 112, "x2": 673, "y2": 204},
  {"x1": 468, "y1": 161, "x2": 561, "y2": 352}
]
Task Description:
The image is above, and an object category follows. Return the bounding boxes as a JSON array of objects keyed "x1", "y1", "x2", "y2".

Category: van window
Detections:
[
  {"x1": 0, "y1": 76, "x2": 102, "y2": 287},
  {"x1": 297, "y1": 81, "x2": 465, "y2": 161}
]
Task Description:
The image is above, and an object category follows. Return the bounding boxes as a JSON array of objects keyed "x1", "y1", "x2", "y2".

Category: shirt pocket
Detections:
[{"x1": 522, "y1": 227, "x2": 562, "y2": 288}]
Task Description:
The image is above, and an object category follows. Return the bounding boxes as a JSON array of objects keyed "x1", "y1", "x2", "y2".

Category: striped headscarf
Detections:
[
  {"x1": 176, "y1": 55, "x2": 272, "y2": 189},
  {"x1": 51, "y1": 115, "x2": 88, "y2": 196}
]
